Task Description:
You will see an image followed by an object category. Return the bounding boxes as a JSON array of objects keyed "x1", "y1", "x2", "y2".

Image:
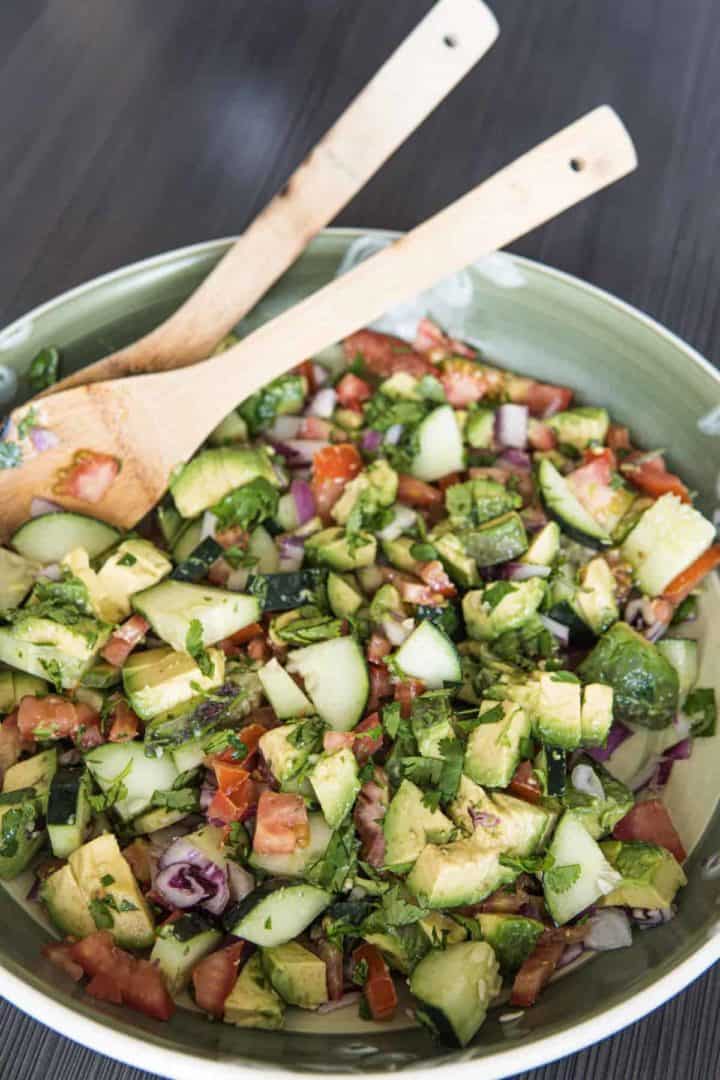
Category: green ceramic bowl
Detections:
[{"x1": 1, "y1": 230, "x2": 719, "y2": 1079}]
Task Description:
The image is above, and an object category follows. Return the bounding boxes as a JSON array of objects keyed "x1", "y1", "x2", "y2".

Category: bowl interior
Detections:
[{"x1": 1, "y1": 230, "x2": 720, "y2": 1077}]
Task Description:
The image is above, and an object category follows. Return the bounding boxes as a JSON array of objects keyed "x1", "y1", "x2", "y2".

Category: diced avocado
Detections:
[
  {"x1": 407, "y1": 835, "x2": 516, "y2": 909},
  {"x1": 656, "y1": 638, "x2": 699, "y2": 701},
  {"x1": 331, "y1": 459, "x2": 397, "y2": 525},
  {"x1": 122, "y1": 646, "x2": 224, "y2": 721},
  {"x1": 621, "y1": 493, "x2": 716, "y2": 597},
  {"x1": 0, "y1": 671, "x2": 47, "y2": 713},
  {"x1": 0, "y1": 547, "x2": 40, "y2": 612},
  {"x1": 0, "y1": 614, "x2": 110, "y2": 689},
  {"x1": 361, "y1": 924, "x2": 430, "y2": 975},
  {"x1": 410, "y1": 690, "x2": 455, "y2": 758},
  {"x1": 465, "y1": 408, "x2": 495, "y2": 449},
  {"x1": 521, "y1": 521, "x2": 561, "y2": 566},
  {"x1": 309, "y1": 747, "x2": 360, "y2": 828},
  {"x1": 170, "y1": 446, "x2": 279, "y2": 518},
  {"x1": 449, "y1": 775, "x2": 554, "y2": 856},
  {"x1": 3, "y1": 747, "x2": 57, "y2": 797},
  {"x1": 572, "y1": 557, "x2": 618, "y2": 635},
  {"x1": 431, "y1": 531, "x2": 480, "y2": 588},
  {"x1": 81, "y1": 660, "x2": 121, "y2": 690},
  {"x1": 410, "y1": 940, "x2": 501, "y2": 1047},
  {"x1": 133, "y1": 805, "x2": 192, "y2": 835},
  {"x1": 133, "y1": 579, "x2": 260, "y2": 653},
  {"x1": 464, "y1": 701, "x2": 531, "y2": 789},
  {"x1": 41, "y1": 862, "x2": 98, "y2": 938},
  {"x1": 0, "y1": 795, "x2": 44, "y2": 879},
  {"x1": 224, "y1": 952, "x2": 285, "y2": 1030},
  {"x1": 563, "y1": 757, "x2": 634, "y2": 839},
  {"x1": 96, "y1": 539, "x2": 172, "y2": 619},
  {"x1": 581, "y1": 683, "x2": 614, "y2": 746},
  {"x1": 151, "y1": 912, "x2": 222, "y2": 995},
  {"x1": 547, "y1": 407, "x2": 609, "y2": 450},
  {"x1": 383, "y1": 779, "x2": 454, "y2": 868},
  {"x1": 379, "y1": 372, "x2": 420, "y2": 399},
  {"x1": 239, "y1": 372, "x2": 307, "y2": 433},
  {"x1": 326, "y1": 573, "x2": 363, "y2": 618},
  {"x1": 600, "y1": 839, "x2": 687, "y2": 909},
  {"x1": 543, "y1": 811, "x2": 621, "y2": 925},
  {"x1": 577, "y1": 622, "x2": 679, "y2": 729},
  {"x1": 380, "y1": 536, "x2": 424, "y2": 575},
  {"x1": 258, "y1": 657, "x2": 313, "y2": 719},
  {"x1": 258, "y1": 723, "x2": 313, "y2": 787},
  {"x1": 306, "y1": 526, "x2": 377, "y2": 571},
  {"x1": 262, "y1": 941, "x2": 328, "y2": 1009},
  {"x1": 476, "y1": 912, "x2": 544, "y2": 974},
  {"x1": 208, "y1": 409, "x2": 249, "y2": 446},
  {"x1": 535, "y1": 672, "x2": 582, "y2": 749},
  {"x1": 369, "y1": 584, "x2": 403, "y2": 624},
  {"x1": 462, "y1": 511, "x2": 528, "y2": 567},
  {"x1": 462, "y1": 578, "x2": 545, "y2": 641},
  {"x1": 446, "y1": 479, "x2": 522, "y2": 529},
  {"x1": 68, "y1": 832, "x2": 155, "y2": 949},
  {"x1": 334, "y1": 408, "x2": 363, "y2": 431}
]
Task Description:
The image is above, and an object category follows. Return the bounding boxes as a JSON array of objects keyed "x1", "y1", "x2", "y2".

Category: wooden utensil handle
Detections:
[
  {"x1": 45, "y1": 0, "x2": 498, "y2": 395},
  {"x1": 178, "y1": 106, "x2": 636, "y2": 435}
]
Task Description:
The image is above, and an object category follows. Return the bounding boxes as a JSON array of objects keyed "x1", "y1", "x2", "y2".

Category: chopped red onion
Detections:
[
  {"x1": 385, "y1": 423, "x2": 404, "y2": 446},
  {"x1": 290, "y1": 478, "x2": 316, "y2": 524},
  {"x1": 497, "y1": 448, "x2": 532, "y2": 472},
  {"x1": 283, "y1": 439, "x2": 330, "y2": 464},
  {"x1": 644, "y1": 620, "x2": 668, "y2": 643},
  {"x1": 673, "y1": 713, "x2": 693, "y2": 740},
  {"x1": 36, "y1": 562, "x2": 62, "y2": 581},
  {"x1": 155, "y1": 843, "x2": 230, "y2": 915},
  {"x1": 586, "y1": 721, "x2": 632, "y2": 762},
  {"x1": 495, "y1": 405, "x2": 529, "y2": 450},
  {"x1": 29, "y1": 428, "x2": 59, "y2": 452},
  {"x1": 628, "y1": 754, "x2": 663, "y2": 792},
  {"x1": 376, "y1": 504, "x2": 417, "y2": 542},
  {"x1": 317, "y1": 992, "x2": 362, "y2": 1014},
  {"x1": 311, "y1": 362, "x2": 329, "y2": 386},
  {"x1": 571, "y1": 764, "x2": 605, "y2": 800},
  {"x1": 268, "y1": 416, "x2": 303, "y2": 440},
  {"x1": 469, "y1": 808, "x2": 502, "y2": 829},
  {"x1": 30, "y1": 497, "x2": 63, "y2": 517},
  {"x1": 538, "y1": 613, "x2": 570, "y2": 645},
  {"x1": 505, "y1": 562, "x2": 551, "y2": 581},
  {"x1": 227, "y1": 862, "x2": 255, "y2": 902},
  {"x1": 585, "y1": 908, "x2": 633, "y2": 950},
  {"x1": 360, "y1": 429, "x2": 383, "y2": 453},
  {"x1": 663, "y1": 737, "x2": 692, "y2": 762},
  {"x1": 278, "y1": 534, "x2": 305, "y2": 573},
  {"x1": 307, "y1": 388, "x2": 337, "y2": 418},
  {"x1": 154, "y1": 863, "x2": 209, "y2": 908},
  {"x1": 557, "y1": 942, "x2": 584, "y2": 969}
]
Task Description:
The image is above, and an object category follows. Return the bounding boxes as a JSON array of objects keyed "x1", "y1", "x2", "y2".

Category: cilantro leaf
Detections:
[
  {"x1": 238, "y1": 373, "x2": 305, "y2": 434},
  {"x1": 150, "y1": 787, "x2": 200, "y2": 813},
  {"x1": 211, "y1": 477, "x2": 279, "y2": 532},
  {"x1": 483, "y1": 581, "x2": 516, "y2": 610},
  {"x1": 16, "y1": 407, "x2": 38, "y2": 440},
  {"x1": 544, "y1": 862, "x2": 581, "y2": 893},
  {"x1": 28, "y1": 346, "x2": 60, "y2": 393},
  {"x1": 87, "y1": 759, "x2": 133, "y2": 813},
  {"x1": 400, "y1": 737, "x2": 463, "y2": 811},
  {"x1": 0, "y1": 441, "x2": 22, "y2": 470},
  {"x1": 307, "y1": 817, "x2": 358, "y2": 893},
  {"x1": 185, "y1": 619, "x2": 214, "y2": 677},
  {"x1": 455, "y1": 702, "x2": 504, "y2": 734},
  {"x1": 379, "y1": 885, "x2": 429, "y2": 927}
]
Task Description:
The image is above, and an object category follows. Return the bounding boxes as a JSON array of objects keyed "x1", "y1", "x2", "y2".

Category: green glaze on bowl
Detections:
[{"x1": 1, "y1": 230, "x2": 720, "y2": 1080}]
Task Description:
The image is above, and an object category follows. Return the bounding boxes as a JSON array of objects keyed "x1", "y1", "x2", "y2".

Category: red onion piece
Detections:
[
  {"x1": 385, "y1": 423, "x2": 404, "y2": 446},
  {"x1": 154, "y1": 863, "x2": 209, "y2": 908},
  {"x1": 557, "y1": 942, "x2": 585, "y2": 969},
  {"x1": 29, "y1": 428, "x2": 59, "y2": 452},
  {"x1": 283, "y1": 439, "x2": 330, "y2": 465},
  {"x1": 317, "y1": 992, "x2": 362, "y2": 1014},
  {"x1": 290, "y1": 478, "x2": 316, "y2": 524},
  {"x1": 585, "y1": 908, "x2": 633, "y2": 950},
  {"x1": 495, "y1": 405, "x2": 529, "y2": 450},
  {"x1": 586, "y1": 721, "x2": 632, "y2": 762},
  {"x1": 496, "y1": 448, "x2": 532, "y2": 471},
  {"x1": 360, "y1": 429, "x2": 383, "y2": 453},
  {"x1": 311, "y1": 362, "x2": 329, "y2": 386},
  {"x1": 36, "y1": 562, "x2": 62, "y2": 581},
  {"x1": 469, "y1": 808, "x2": 502, "y2": 829},
  {"x1": 30, "y1": 497, "x2": 63, "y2": 517},
  {"x1": 307, "y1": 388, "x2": 337, "y2": 418},
  {"x1": 505, "y1": 562, "x2": 551, "y2": 581},
  {"x1": 570, "y1": 763, "x2": 605, "y2": 800},
  {"x1": 227, "y1": 861, "x2": 255, "y2": 902},
  {"x1": 538, "y1": 613, "x2": 570, "y2": 645},
  {"x1": 663, "y1": 737, "x2": 692, "y2": 762}
]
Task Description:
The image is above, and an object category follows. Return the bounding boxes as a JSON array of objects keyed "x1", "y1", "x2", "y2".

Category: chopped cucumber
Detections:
[
  {"x1": 132, "y1": 579, "x2": 260, "y2": 651},
  {"x1": 223, "y1": 881, "x2": 332, "y2": 947},
  {"x1": 538, "y1": 459, "x2": 611, "y2": 547},
  {"x1": 543, "y1": 811, "x2": 621, "y2": 925},
  {"x1": 621, "y1": 493, "x2": 716, "y2": 596},
  {"x1": 286, "y1": 636, "x2": 368, "y2": 731},
  {"x1": 11, "y1": 512, "x2": 120, "y2": 563},
  {"x1": 410, "y1": 405, "x2": 465, "y2": 482},
  {"x1": 393, "y1": 621, "x2": 461, "y2": 688}
]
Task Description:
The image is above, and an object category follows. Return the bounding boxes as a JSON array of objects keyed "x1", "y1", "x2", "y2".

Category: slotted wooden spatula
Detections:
[
  {"x1": 0, "y1": 106, "x2": 636, "y2": 538},
  {"x1": 41, "y1": 0, "x2": 499, "y2": 396}
]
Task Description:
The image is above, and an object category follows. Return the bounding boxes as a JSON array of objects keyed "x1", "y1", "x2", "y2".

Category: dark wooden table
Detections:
[{"x1": 1, "y1": 1, "x2": 719, "y2": 1076}]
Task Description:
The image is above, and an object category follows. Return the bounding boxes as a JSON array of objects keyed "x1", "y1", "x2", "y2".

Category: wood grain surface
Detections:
[{"x1": 1, "y1": 1, "x2": 719, "y2": 1077}]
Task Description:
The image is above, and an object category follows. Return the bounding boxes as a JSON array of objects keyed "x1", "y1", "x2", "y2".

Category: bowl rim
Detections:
[{"x1": 1, "y1": 228, "x2": 719, "y2": 1079}]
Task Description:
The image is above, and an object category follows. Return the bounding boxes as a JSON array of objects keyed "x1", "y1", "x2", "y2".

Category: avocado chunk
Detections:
[
  {"x1": 238, "y1": 372, "x2": 307, "y2": 434},
  {"x1": 0, "y1": 671, "x2": 47, "y2": 713},
  {"x1": 407, "y1": 835, "x2": 516, "y2": 909},
  {"x1": 600, "y1": 839, "x2": 687, "y2": 909},
  {"x1": 410, "y1": 941, "x2": 501, "y2": 1047},
  {"x1": 0, "y1": 793, "x2": 44, "y2": 880},
  {"x1": 380, "y1": 536, "x2": 424, "y2": 575},
  {"x1": 383, "y1": 779, "x2": 454, "y2": 868},
  {"x1": 68, "y1": 832, "x2": 155, "y2": 949},
  {"x1": 122, "y1": 645, "x2": 224, "y2": 721},
  {"x1": 461, "y1": 511, "x2": 528, "y2": 567},
  {"x1": 449, "y1": 775, "x2": 554, "y2": 855},
  {"x1": 572, "y1": 557, "x2": 619, "y2": 635},
  {"x1": 0, "y1": 613, "x2": 110, "y2": 690},
  {"x1": 309, "y1": 747, "x2": 360, "y2": 828},
  {"x1": 224, "y1": 952, "x2": 285, "y2": 1029},
  {"x1": 563, "y1": 758, "x2": 634, "y2": 839},
  {"x1": 41, "y1": 862, "x2": 97, "y2": 938},
  {"x1": 410, "y1": 690, "x2": 455, "y2": 758},
  {"x1": 258, "y1": 723, "x2": 314, "y2": 788},
  {"x1": 521, "y1": 521, "x2": 560, "y2": 566},
  {"x1": 445, "y1": 478, "x2": 522, "y2": 528},
  {"x1": 462, "y1": 577, "x2": 546, "y2": 641},
  {"x1": 151, "y1": 912, "x2": 222, "y2": 995},
  {"x1": 331, "y1": 459, "x2": 397, "y2": 525},
  {"x1": 535, "y1": 672, "x2": 582, "y2": 749},
  {"x1": 97, "y1": 539, "x2": 172, "y2": 619},
  {"x1": 465, "y1": 408, "x2": 495, "y2": 449},
  {"x1": 580, "y1": 683, "x2": 614, "y2": 746},
  {"x1": 0, "y1": 547, "x2": 41, "y2": 612},
  {"x1": 326, "y1": 573, "x2": 363, "y2": 618},
  {"x1": 476, "y1": 912, "x2": 544, "y2": 974},
  {"x1": 262, "y1": 941, "x2": 328, "y2": 1008},
  {"x1": 547, "y1": 407, "x2": 609, "y2": 450},
  {"x1": 170, "y1": 446, "x2": 279, "y2": 518},
  {"x1": 306, "y1": 526, "x2": 377, "y2": 571},
  {"x1": 430, "y1": 531, "x2": 480, "y2": 588},
  {"x1": 3, "y1": 747, "x2": 57, "y2": 797},
  {"x1": 464, "y1": 700, "x2": 531, "y2": 788},
  {"x1": 577, "y1": 622, "x2": 679, "y2": 729}
]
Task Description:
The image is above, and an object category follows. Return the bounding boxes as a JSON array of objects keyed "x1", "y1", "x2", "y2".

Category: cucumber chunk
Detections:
[
  {"x1": 11, "y1": 512, "x2": 120, "y2": 563},
  {"x1": 410, "y1": 941, "x2": 501, "y2": 1046},
  {"x1": 132, "y1": 579, "x2": 260, "y2": 651},
  {"x1": 543, "y1": 811, "x2": 621, "y2": 925},
  {"x1": 410, "y1": 406, "x2": 465, "y2": 482},
  {"x1": 223, "y1": 881, "x2": 332, "y2": 946},
  {"x1": 538, "y1": 459, "x2": 611, "y2": 547},
  {"x1": 393, "y1": 622, "x2": 461, "y2": 688},
  {"x1": 286, "y1": 637, "x2": 368, "y2": 731}
]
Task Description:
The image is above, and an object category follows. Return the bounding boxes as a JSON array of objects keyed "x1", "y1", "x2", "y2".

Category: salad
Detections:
[{"x1": 0, "y1": 318, "x2": 718, "y2": 1045}]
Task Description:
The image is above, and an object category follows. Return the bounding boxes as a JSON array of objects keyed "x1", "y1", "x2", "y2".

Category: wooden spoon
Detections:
[
  {"x1": 40, "y1": 0, "x2": 499, "y2": 397},
  {"x1": 0, "y1": 106, "x2": 636, "y2": 538}
]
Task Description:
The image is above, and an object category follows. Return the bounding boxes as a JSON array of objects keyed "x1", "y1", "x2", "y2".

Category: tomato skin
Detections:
[
  {"x1": 396, "y1": 474, "x2": 443, "y2": 508},
  {"x1": 213, "y1": 762, "x2": 251, "y2": 795},
  {"x1": 343, "y1": 330, "x2": 434, "y2": 378},
  {"x1": 508, "y1": 760, "x2": 542, "y2": 805},
  {"x1": 528, "y1": 421, "x2": 557, "y2": 451},
  {"x1": 607, "y1": 424, "x2": 632, "y2": 451},
  {"x1": 193, "y1": 941, "x2": 246, "y2": 1018},
  {"x1": 613, "y1": 799, "x2": 686, "y2": 863},
  {"x1": 312, "y1": 443, "x2": 363, "y2": 484},
  {"x1": 293, "y1": 359, "x2": 317, "y2": 393},
  {"x1": 366, "y1": 633, "x2": 392, "y2": 663},
  {"x1": 208, "y1": 777, "x2": 258, "y2": 826},
  {"x1": 525, "y1": 381, "x2": 574, "y2": 418},
  {"x1": 352, "y1": 712, "x2": 384, "y2": 764},
  {"x1": 352, "y1": 944, "x2": 398, "y2": 1020},
  {"x1": 663, "y1": 544, "x2": 720, "y2": 605},
  {"x1": 367, "y1": 662, "x2": 393, "y2": 712},
  {"x1": 86, "y1": 971, "x2": 124, "y2": 1004},
  {"x1": 336, "y1": 373, "x2": 372, "y2": 409},
  {"x1": 417, "y1": 559, "x2": 456, "y2": 597},
  {"x1": 0, "y1": 711, "x2": 23, "y2": 777},
  {"x1": 440, "y1": 360, "x2": 487, "y2": 406},
  {"x1": 54, "y1": 450, "x2": 120, "y2": 503},
  {"x1": 43, "y1": 942, "x2": 84, "y2": 982},
  {"x1": 69, "y1": 931, "x2": 175, "y2": 1020},
  {"x1": 101, "y1": 614, "x2": 149, "y2": 666},
  {"x1": 621, "y1": 454, "x2": 690, "y2": 502},
  {"x1": 17, "y1": 695, "x2": 100, "y2": 744},
  {"x1": 108, "y1": 700, "x2": 140, "y2": 742},
  {"x1": 510, "y1": 938, "x2": 565, "y2": 1007},
  {"x1": 394, "y1": 679, "x2": 425, "y2": 720},
  {"x1": 253, "y1": 791, "x2": 309, "y2": 855}
]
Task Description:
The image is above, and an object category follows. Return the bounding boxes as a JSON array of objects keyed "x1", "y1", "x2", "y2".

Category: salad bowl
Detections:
[{"x1": 0, "y1": 228, "x2": 719, "y2": 1079}]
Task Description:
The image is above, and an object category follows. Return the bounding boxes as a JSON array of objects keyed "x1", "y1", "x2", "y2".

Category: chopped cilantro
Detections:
[
  {"x1": 550, "y1": 671, "x2": 580, "y2": 684},
  {"x1": 117, "y1": 552, "x2": 138, "y2": 567},
  {"x1": 455, "y1": 702, "x2": 504, "y2": 733},
  {"x1": 544, "y1": 862, "x2": 581, "y2": 893},
  {"x1": 409, "y1": 542, "x2": 437, "y2": 562},
  {"x1": 28, "y1": 346, "x2": 60, "y2": 393},
  {"x1": 88, "y1": 897, "x2": 115, "y2": 930},
  {"x1": 100, "y1": 874, "x2": 115, "y2": 887},
  {"x1": 16, "y1": 407, "x2": 38, "y2": 440},
  {"x1": 212, "y1": 477, "x2": 279, "y2": 531},
  {"x1": 685, "y1": 687, "x2": 716, "y2": 737},
  {"x1": 0, "y1": 440, "x2": 22, "y2": 469},
  {"x1": 185, "y1": 618, "x2": 214, "y2": 677},
  {"x1": 401, "y1": 737, "x2": 463, "y2": 810},
  {"x1": 483, "y1": 581, "x2": 516, "y2": 610},
  {"x1": 352, "y1": 958, "x2": 369, "y2": 986},
  {"x1": 87, "y1": 759, "x2": 133, "y2": 813},
  {"x1": 150, "y1": 787, "x2": 200, "y2": 813}
]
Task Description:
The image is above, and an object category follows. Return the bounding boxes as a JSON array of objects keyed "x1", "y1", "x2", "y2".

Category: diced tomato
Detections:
[
  {"x1": 510, "y1": 938, "x2": 565, "y2": 1007},
  {"x1": 253, "y1": 791, "x2": 309, "y2": 855},
  {"x1": 621, "y1": 454, "x2": 690, "y2": 502},
  {"x1": 367, "y1": 662, "x2": 393, "y2": 712},
  {"x1": 607, "y1": 424, "x2": 632, "y2": 452},
  {"x1": 54, "y1": 450, "x2": 120, "y2": 503},
  {"x1": 122, "y1": 839, "x2": 152, "y2": 887},
  {"x1": 387, "y1": 568, "x2": 442, "y2": 607},
  {"x1": 417, "y1": 560, "x2": 456, "y2": 597},
  {"x1": 122, "y1": 957, "x2": 177, "y2": 1020},
  {"x1": 437, "y1": 472, "x2": 462, "y2": 492},
  {"x1": 213, "y1": 761, "x2": 251, "y2": 795},
  {"x1": 396, "y1": 473, "x2": 443, "y2": 508},
  {"x1": 323, "y1": 731, "x2": 355, "y2": 753},
  {"x1": 394, "y1": 679, "x2": 425, "y2": 720},
  {"x1": 70, "y1": 931, "x2": 174, "y2": 1020},
  {"x1": 353, "y1": 772, "x2": 389, "y2": 867},
  {"x1": 336, "y1": 373, "x2": 372, "y2": 410},
  {"x1": 43, "y1": 942, "x2": 84, "y2": 982},
  {"x1": 311, "y1": 475, "x2": 346, "y2": 520},
  {"x1": 343, "y1": 329, "x2": 434, "y2": 379},
  {"x1": 366, "y1": 633, "x2": 392, "y2": 663},
  {"x1": 108, "y1": 700, "x2": 140, "y2": 742},
  {"x1": 221, "y1": 623, "x2": 264, "y2": 648},
  {"x1": 440, "y1": 359, "x2": 487, "y2": 406},
  {"x1": 0, "y1": 711, "x2": 23, "y2": 777},
  {"x1": 208, "y1": 776, "x2": 258, "y2": 825},
  {"x1": 293, "y1": 358, "x2": 317, "y2": 393},
  {"x1": 317, "y1": 939, "x2": 344, "y2": 1001},
  {"x1": 414, "y1": 317, "x2": 475, "y2": 360},
  {"x1": 192, "y1": 941, "x2": 246, "y2": 1018},
  {"x1": 663, "y1": 544, "x2": 720, "y2": 606},
  {"x1": 101, "y1": 615, "x2": 149, "y2": 666},
  {"x1": 525, "y1": 381, "x2": 574, "y2": 418},
  {"x1": 528, "y1": 421, "x2": 557, "y2": 452},
  {"x1": 298, "y1": 415, "x2": 334, "y2": 440},
  {"x1": 17, "y1": 694, "x2": 97, "y2": 741},
  {"x1": 212, "y1": 722, "x2": 266, "y2": 768},
  {"x1": 581, "y1": 447, "x2": 617, "y2": 470},
  {"x1": 566, "y1": 454, "x2": 618, "y2": 522},
  {"x1": 352, "y1": 712, "x2": 384, "y2": 764},
  {"x1": 312, "y1": 443, "x2": 363, "y2": 484},
  {"x1": 352, "y1": 944, "x2": 398, "y2": 1021},
  {"x1": 75, "y1": 721, "x2": 104, "y2": 750},
  {"x1": 86, "y1": 971, "x2": 124, "y2": 1004},
  {"x1": 508, "y1": 760, "x2": 542, "y2": 805},
  {"x1": 613, "y1": 799, "x2": 686, "y2": 863}
]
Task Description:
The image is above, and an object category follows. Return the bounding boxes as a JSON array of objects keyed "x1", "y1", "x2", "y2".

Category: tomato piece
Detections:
[
  {"x1": 528, "y1": 421, "x2": 557, "y2": 451},
  {"x1": 312, "y1": 443, "x2": 363, "y2": 484},
  {"x1": 366, "y1": 633, "x2": 392, "y2": 663},
  {"x1": 621, "y1": 456, "x2": 690, "y2": 502},
  {"x1": 352, "y1": 944, "x2": 398, "y2": 1021},
  {"x1": 566, "y1": 456, "x2": 619, "y2": 522},
  {"x1": 613, "y1": 799, "x2": 686, "y2": 863},
  {"x1": 0, "y1": 711, "x2": 23, "y2": 777},
  {"x1": 86, "y1": 971, "x2": 124, "y2": 1004},
  {"x1": 293, "y1": 359, "x2": 317, "y2": 393},
  {"x1": 69, "y1": 931, "x2": 175, "y2": 1020},
  {"x1": 192, "y1": 941, "x2": 246, "y2": 1018},
  {"x1": 417, "y1": 559, "x2": 456, "y2": 597},
  {"x1": 122, "y1": 839, "x2": 152, "y2": 887},
  {"x1": 101, "y1": 615, "x2": 149, "y2": 666},
  {"x1": 323, "y1": 731, "x2": 354, "y2": 753},
  {"x1": 222, "y1": 623, "x2": 264, "y2": 648},
  {"x1": 213, "y1": 722, "x2": 266, "y2": 766},
  {"x1": 208, "y1": 777, "x2": 258, "y2": 825},
  {"x1": 510, "y1": 938, "x2": 565, "y2": 1007},
  {"x1": 208, "y1": 789, "x2": 242, "y2": 826},
  {"x1": 437, "y1": 472, "x2": 462, "y2": 492},
  {"x1": 525, "y1": 381, "x2": 574, "y2": 418},
  {"x1": 18, "y1": 695, "x2": 78, "y2": 740},
  {"x1": 394, "y1": 679, "x2": 425, "y2": 720},
  {"x1": 353, "y1": 772, "x2": 389, "y2": 867},
  {"x1": 607, "y1": 424, "x2": 632, "y2": 452},
  {"x1": 336, "y1": 373, "x2": 372, "y2": 409},
  {"x1": 663, "y1": 544, "x2": 720, "y2": 605},
  {"x1": 122, "y1": 958, "x2": 175, "y2": 1021},
  {"x1": 414, "y1": 317, "x2": 475, "y2": 359},
  {"x1": 367, "y1": 662, "x2": 393, "y2": 712},
  {"x1": 508, "y1": 760, "x2": 542, "y2": 805},
  {"x1": 343, "y1": 329, "x2": 434, "y2": 378},
  {"x1": 43, "y1": 942, "x2": 84, "y2": 982},
  {"x1": 253, "y1": 791, "x2": 309, "y2": 855},
  {"x1": 396, "y1": 473, "x2": 443, "y2": 508},
  {"x1": 440, "y1": 360, "x2": 487, "y2": 406},
  {"x1": 54, "y1": 450, "x2": 120, "y2": 503},
  {"x1": 352, "y1": 712, "x2": 384, "y2": 764},
  {"x1": 108, "y1": 700, "x2": 140, "y2": 742}
]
